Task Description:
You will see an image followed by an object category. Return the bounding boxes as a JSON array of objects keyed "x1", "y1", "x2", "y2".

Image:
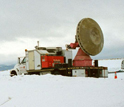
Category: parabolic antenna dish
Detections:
[{"x1": 76, "y1": 18, "x2": 104, "y2": 56}]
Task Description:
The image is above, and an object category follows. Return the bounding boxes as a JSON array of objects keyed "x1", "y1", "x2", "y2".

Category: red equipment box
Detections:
[{"x1": 41, "y1": 55, "x2": 64, "y2": 68}]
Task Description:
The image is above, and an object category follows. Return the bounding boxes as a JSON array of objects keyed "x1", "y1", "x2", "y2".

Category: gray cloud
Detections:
[{"x1": 0, "y1": 0, "x2": 124, "y2": 64}]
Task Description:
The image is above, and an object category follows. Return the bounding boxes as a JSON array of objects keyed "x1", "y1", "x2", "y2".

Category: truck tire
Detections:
[{"x1": 10, "y1": 71, "x2": 17, "y2": 77}]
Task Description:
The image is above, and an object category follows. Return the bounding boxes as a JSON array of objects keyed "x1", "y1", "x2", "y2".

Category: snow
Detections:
[{"x1": 0, "y1": 60, "x2": 124, "y2": 107}]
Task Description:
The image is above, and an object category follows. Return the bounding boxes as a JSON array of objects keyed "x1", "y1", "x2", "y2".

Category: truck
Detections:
[
  {"x1": 121, "y1": 60, "x2": 124, "y2": 69},
  {"x1": 10, "y1": 18, "x2": 108, "y2": 78},
  {"x1": 10, "y1": 42, "x2": 108, "y2": 78}
]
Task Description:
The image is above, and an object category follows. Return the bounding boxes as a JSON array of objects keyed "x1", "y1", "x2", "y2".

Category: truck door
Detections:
[{"x1": 19, "y1": 57, "x2": 27, "y2": 74}]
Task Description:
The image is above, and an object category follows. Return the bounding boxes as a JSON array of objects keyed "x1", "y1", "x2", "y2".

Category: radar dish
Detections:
[{"x1": 76, "y1": 18, "x2": 104, "y2": 56}]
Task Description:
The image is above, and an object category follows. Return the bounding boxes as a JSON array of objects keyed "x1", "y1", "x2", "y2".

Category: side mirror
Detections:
[{"x1": 18, "y1": 57, "x2": 21, "y2": 64}]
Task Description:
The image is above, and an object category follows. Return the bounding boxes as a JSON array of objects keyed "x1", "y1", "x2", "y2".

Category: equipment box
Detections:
[
  {"x1": 41, "y1": 56, "x2": 64, "y2": 68},
  {"x1": 72, "y1": 69, "x2": 87, "y2": 77}
]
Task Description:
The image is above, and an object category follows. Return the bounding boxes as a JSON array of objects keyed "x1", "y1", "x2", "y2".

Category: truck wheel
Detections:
[{"x1": 10, "y1": 71, "x2": 17, "y2": 77}]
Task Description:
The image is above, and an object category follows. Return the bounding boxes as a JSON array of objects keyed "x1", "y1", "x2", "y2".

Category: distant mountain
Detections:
[{"x1": 0, "y1": 64, "x2": 15, "y2": 71}]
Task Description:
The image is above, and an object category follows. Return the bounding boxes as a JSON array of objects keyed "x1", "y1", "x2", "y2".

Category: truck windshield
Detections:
[{"x1": 21, "y1": 57, "x2": 26, "y2": 63}]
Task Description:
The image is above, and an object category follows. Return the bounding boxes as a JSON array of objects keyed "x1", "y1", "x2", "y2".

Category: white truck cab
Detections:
[{"x1": 10, "y1": 57, "x2": 27, "y2": 76}]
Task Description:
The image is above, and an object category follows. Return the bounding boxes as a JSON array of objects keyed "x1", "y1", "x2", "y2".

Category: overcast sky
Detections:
[{"x1": 0, "y1": 0, "x2": 124, "y2": 64}]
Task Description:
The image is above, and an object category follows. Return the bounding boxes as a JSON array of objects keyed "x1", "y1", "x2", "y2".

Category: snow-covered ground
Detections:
[{"x1": 0, "y1": 60, "x2": 124, "y2": 107}]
